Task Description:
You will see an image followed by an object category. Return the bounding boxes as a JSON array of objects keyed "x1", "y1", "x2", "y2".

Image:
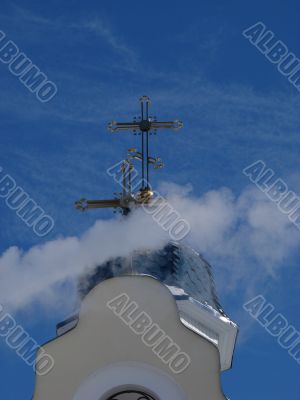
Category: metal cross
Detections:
[
  {"x1": 75, "y1": 96, "x2": 183, "y2": 214},
  {"x1": 108, "y1": 96, "x2": 183, "y2": 190}
]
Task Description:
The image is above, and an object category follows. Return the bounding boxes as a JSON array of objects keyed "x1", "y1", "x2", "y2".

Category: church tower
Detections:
[{"x1": 32, "y1": 97, "x2": 238, "y2": 400}]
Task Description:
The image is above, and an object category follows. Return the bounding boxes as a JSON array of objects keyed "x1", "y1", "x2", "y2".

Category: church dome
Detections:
[{"x1": 77, "y1": 242, "x2": 225, "y2": 316}]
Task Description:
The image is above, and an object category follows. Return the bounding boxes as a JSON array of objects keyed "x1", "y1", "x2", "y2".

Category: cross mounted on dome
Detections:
[{"x1": 74, "y1": 96, "x2": 183, "y2": 215}]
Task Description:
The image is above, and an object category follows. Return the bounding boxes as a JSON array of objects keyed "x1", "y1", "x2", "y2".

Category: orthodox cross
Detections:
[
  {"x1": 108, "y1": 96, "x2": 182, "y2": 189},
  {"x1": 75, "y1": 96, "x2": 183, "y2": 214}
]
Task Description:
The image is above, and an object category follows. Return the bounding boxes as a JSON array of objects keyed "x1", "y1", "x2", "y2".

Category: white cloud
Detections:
[
  {"x1": 0, "y1": 183, "x2": 299, "y2": 312},
  {"x1": 0, "y1": 209, "x2": 169, "y2": 310},
  {"x1": 160, "y1": 183, "x2": 300, "y2": 288}
]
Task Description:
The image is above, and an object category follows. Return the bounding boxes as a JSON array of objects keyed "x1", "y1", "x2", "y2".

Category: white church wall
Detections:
[{"x1": 33, "y1": 276, "x2": 227, "y2": 400}]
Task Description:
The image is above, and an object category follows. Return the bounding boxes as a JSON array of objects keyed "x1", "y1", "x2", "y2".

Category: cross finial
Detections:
[
  {"x1": 108, "y1": 96, "x2": 183, "y2": 190},
  {"x1": 75, "y1": 96, "x2": 183, "y2": 214}
]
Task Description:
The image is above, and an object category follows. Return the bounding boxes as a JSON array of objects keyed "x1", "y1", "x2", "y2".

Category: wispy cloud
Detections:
[
  {"x1": 1, "y1": 4, "x2": 137, "y2": 69},
  {"x1": 71, "y1": 18, "x2": 137, "y2": 65}
]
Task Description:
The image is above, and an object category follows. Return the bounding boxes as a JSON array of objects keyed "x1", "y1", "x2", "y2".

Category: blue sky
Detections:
[{"x1": 0, "y1": 0, "x2": 299, "y2": 399}]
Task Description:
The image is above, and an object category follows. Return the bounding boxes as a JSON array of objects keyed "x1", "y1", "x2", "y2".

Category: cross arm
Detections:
[
  {"x1": 108, "y1": 121, "x2": 140, "y2": 133},
  {"x1": 75, "y1": 198, "x2": 121, "y2": 212},
  {"x1": 108, "y1": 120, "x2": 183, "y2": 133},
  {"x1": 151, "y1": 120, "x2": 183, "y2": 131}
]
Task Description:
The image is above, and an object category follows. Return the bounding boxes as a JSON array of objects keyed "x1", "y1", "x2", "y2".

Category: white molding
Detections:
[
  {"x1": 176, "y1": 299, "x2": 238, "y2": 371},
  {"x1": 73, "y1": 362, "x2": 187, "y2": 400}
]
